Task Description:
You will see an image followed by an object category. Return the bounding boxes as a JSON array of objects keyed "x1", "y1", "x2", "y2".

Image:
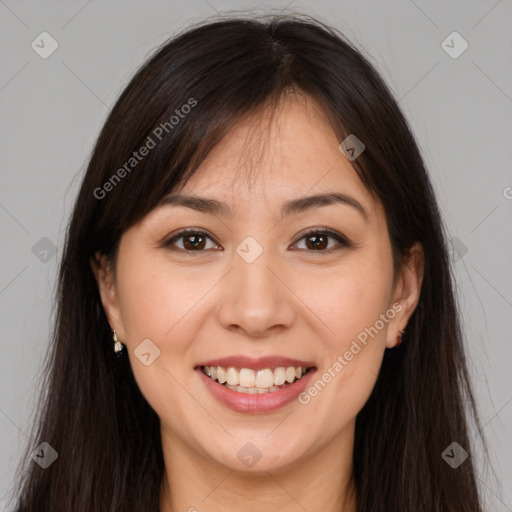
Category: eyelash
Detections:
[{"x1": 163, "y1": 228, "x2": 351, "y2": 254}]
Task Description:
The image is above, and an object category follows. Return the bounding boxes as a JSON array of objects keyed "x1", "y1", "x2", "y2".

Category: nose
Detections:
[{"x1": 215, "y1": 243, "x2": 296, "y2": 339}]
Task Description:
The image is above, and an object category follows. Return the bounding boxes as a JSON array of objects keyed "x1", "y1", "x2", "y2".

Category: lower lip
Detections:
[{"x1": 196, "y1": 367, "x2": 317, "y2": 414}]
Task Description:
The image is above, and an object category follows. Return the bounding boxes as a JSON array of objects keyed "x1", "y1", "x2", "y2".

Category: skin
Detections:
[{"x1": 91, "y1": 92, "x2": 424, "y2": 512}]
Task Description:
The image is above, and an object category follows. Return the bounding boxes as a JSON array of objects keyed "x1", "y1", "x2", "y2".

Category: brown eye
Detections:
[
  {"x1": 305, "y1": 233, "x2": 329, "y2": 250},
  {"x1": 182, "y1": 233, "x2": 206, "y2": 250},
  {"x1": 165, "y1": 230, "x2": 219, "y2": 252},
  {"x1": 293, "y1": 230, "x2": 350, "y2": 252}
]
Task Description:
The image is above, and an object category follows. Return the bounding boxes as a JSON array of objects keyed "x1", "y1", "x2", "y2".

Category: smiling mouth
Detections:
[{"x1": 201, "y1": 365, "x2": 314, "y2": 394}]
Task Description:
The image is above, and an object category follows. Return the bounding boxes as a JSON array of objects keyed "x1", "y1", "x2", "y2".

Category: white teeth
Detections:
[
  {"x1": 202, "y1": 365, "x2": 309, "y2": 393},
  {"x1": 226, "y1": 367, "x2": 238, "y2": 386},
  {"x1": 239, "y1": 368, "x2": 255, "y2": 387},
  {"x1": 274, "y1": 367, "x2": 286, "y2": 385},
  {"x1": 217, "y1": 367, "x2": 227, "y2": 384},
  {"x1": 255, "y1": 369, "x2": 274, "y2": 388},
  {"x1": 285, "y1": 367, "x2": 296, "y2": 383}
]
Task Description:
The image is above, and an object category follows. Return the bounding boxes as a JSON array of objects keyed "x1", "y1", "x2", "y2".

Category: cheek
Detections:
[
  {"x1": 114, "y1": 253, "x2": 209, "y2": 422},
  {"x1": 116, "y1": 252, "x2": 215, "y2": 349},
  {"x1": 113, "y1": 251, "x2": 227, "y2": 414},
  {"x1": 298, "y1": 256, "x2": 392, "y2": 350},
  {"x1": 295, "y1": 256, "x2": 392, "y2": 418}
]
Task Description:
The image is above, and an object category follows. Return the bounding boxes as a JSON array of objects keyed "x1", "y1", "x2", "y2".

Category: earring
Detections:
[
  {"x1": 113, "y1": 330, "x2": 124, "y2": 357},
  {"x1": 396, "y1": 328, "x2": 405, "y2": 346}
]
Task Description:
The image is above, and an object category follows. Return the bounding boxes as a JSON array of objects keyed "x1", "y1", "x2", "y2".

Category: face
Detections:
[{"x1": 92, "y1": 93, "x2": 423, "y2": 474}]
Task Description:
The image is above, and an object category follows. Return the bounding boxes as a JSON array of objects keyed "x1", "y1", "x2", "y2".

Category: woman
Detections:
[{"x1": 11, "y1": 13, "x2": 486, "y2": 511}]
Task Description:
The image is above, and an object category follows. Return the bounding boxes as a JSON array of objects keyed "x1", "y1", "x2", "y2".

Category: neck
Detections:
[{"x1": 159, "y1": 422, "x2": 357, "y2": 512}]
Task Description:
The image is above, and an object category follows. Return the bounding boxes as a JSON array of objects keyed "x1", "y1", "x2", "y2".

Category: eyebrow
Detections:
[{"x1": 158, "y1": 192, "x2": 369, "y2": 222}]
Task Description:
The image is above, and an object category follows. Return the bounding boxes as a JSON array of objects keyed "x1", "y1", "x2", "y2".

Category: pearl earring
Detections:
[{"x1": 113, "y1": 330, "x2": 124, "y2": 357}]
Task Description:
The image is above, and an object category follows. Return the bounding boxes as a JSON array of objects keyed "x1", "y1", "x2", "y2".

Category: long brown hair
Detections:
[{"x1": 11, "y1": 13, "x2": 486, "y2": 511}]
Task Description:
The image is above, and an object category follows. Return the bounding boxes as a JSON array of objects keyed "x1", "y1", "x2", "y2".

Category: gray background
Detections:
[{"x1": 1, "y1": 0, "x2": 511, "y2": 509}]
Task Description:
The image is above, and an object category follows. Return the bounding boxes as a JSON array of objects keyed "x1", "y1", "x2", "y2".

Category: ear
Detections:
[
  {"x1": 89, "y1": 251, "x2": 126, "y2": 339},
  {"x1": 386, "y1": 242, "x2": 425, "y2": 348}
]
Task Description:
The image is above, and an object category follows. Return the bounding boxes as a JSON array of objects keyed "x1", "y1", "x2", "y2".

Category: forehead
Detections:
[{"x1": 174, "y1": 93, "x2": 379, "y2": 218}]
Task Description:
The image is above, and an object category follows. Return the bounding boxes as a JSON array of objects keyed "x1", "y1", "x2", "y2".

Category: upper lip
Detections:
[{"x1": 197, "y1": 356, "x2": 316, "y2": 371}]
